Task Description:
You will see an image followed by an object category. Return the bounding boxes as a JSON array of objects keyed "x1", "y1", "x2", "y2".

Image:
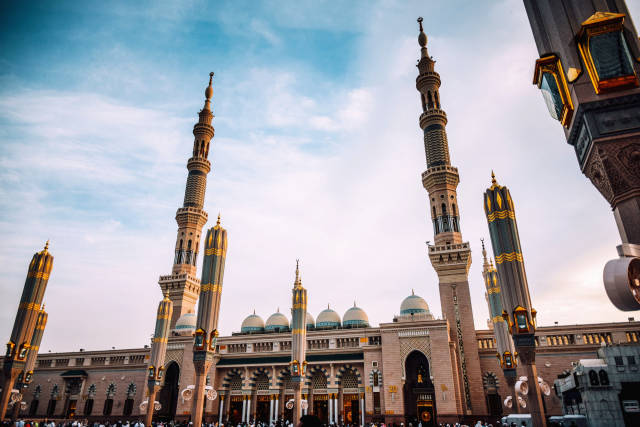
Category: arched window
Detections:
[
  {"x1": 420, "y1": 94, "x2": 426, "y2": 111},
  {"x1": 229, "y1": 374, "x2": 242, "y2": 391},
  {"x1": 599, "y1": 369, "x2": 609, "y2": 386},
  {"x1": 452, "y1": 204, "x2": 457, "y2": 215},
  {"x1": 441, "y1": 203, "x2": 447, "y2": 215},
  {"x1": 312, "y1": 371, "x2": 327, "y2": 389},
  {"x1": 589, "y1": 370, "x2": 600, "y2": 386},
  {"x1": 427, "y1": 92, "x2": 434, "y2": 109},
  {"x1": 254, "y1": 372, "x2": 270, "y2": 391},
  {"x1": 435, "y1": 92, "x2": 441, "y2": 109},
  {"x1": 186, "y1": 240, "x2": 192, "y2": 265},
  {"x1": 432, "y1": 206, "x2": 436, "y2": 218}
]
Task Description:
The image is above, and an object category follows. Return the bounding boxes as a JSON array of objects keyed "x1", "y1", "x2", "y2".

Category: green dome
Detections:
[
  {"x1": 400, "y1": 292, "x2": 431, "y2": 315},
  {"x1": 174, "y1": 313, "x2": 196, "y2": 336},
  {"x1": 241, "y1": 312, "x2": 265, "y2": 333},
  {"x1": 343, "y1": 304, "x2": 369, "y2": 328},
  {"x1": 265, "y1": 311, "x2": 289, "y2": 332},
  {"x1": 306, "y1": 312, "x2": 315, "y2": 329},
  {"x1": 316, "y1": 306, "x2": 341, "y2": 328}
]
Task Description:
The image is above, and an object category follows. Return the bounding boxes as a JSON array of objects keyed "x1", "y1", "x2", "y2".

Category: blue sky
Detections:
[{"x1": 2, "y1": 1, "x2": 639, "y2": 352}]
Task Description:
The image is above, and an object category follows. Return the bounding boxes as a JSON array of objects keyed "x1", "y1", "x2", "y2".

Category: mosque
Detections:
[{"x1": 4, "y1": 17, "x2": 640, "y2": 427}]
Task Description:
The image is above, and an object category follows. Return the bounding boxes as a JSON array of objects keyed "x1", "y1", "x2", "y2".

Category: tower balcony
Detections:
[
  {"x1": 419, "y1": 109, "x2": 447, "y2": 129},
  {"x1": 416, "y1": 71, "x2": 441, "y2": 91},
  {"x1": 175, "y1": 207, "x2": 208, "y2": 228},
  {"x1": 422, "y1": 165, "x2": 459, "y2": 190},
  {"x1": 193, "y1": 122, "x2": 214, "y2": 139},
  {"x1": 187, "y1": 157, "x2": 211, "y2": 173},
  {"x1": 427, "y1": 242, "x2": 472, "y2": 275}
]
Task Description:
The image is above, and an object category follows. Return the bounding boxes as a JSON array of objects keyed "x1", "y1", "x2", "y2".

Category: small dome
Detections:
[
  {"x1": 306, "y1": 312, "x2": 315, "y2": 329},
  {"x1": 343, "y1": 304, "x2": 369, "y2": 328},
  {"x1": 265, "y1": 310, "x2": 289, "y2": 332},
  {"x1": 316, "y1": 306, "x2": 341, "y2": 328},
  {"x1": 174, "y1": 313, "x2": 197, "y2": 336},
  {"x1": 241, "y1": 312, "x2": 265, "y2": 334},
  {"x1": 400, "y1": 291, "x2": 431, "y2": 315}
]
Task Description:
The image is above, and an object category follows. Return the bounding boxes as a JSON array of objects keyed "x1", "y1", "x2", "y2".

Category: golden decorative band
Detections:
[
  {"x1": 291, "y1": 328, "x2": 305, "y2": 334},
  {"x1": 487, "y1": 210, "x2": 515, "y2": 222},
  {"x1": 156, "y1": 314, "x2": 170, "y2": 320},
  {"x1": 205, "y1": 248, "x2": 226, "y2": 257},
  {"x1": 27, "y1": 272, "x2": 50, "y2": 280},
  {"x1": 201, "y1": 283, "x2": 222, "y2": 293},
  {"x1": 292, "y1": 303, "x2": 307, "y2": 310},
  {"x1": 487, "y1": 287, "x2": 501, "y2": 295},
  {"x1": 19, "y1": 302, "x2": 41, "y2": 311},
  {"x1": 152, "y1": 337, "x2": 168, "y2": 343},
  {"x1": 492, "y1": 315, "x2": 505, "y2": 323},
  {"x1": 495, "y1": 252, "x2": 523, "y2": 264}
]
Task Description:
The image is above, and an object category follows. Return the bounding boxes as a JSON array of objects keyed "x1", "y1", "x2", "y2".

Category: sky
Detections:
[{"x1": 1, "y1": 0, "x2": 639, "y2": 353}]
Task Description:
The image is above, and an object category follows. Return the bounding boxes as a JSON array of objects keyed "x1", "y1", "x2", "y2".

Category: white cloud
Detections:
[{"x1": 0, "y1": 0, "x2": 632, "y2": 353}]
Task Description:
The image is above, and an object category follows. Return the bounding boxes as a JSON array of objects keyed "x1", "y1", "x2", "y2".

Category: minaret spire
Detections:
[
  {"x1": 159, "y1": 73, "x2": 217, "y2": 328},
  {"x1": 415, "y1": 18, "x2": 487, "y2": 415},
  {"x1": 290, "y1": 259, "x2": 308, "y2": 423}
]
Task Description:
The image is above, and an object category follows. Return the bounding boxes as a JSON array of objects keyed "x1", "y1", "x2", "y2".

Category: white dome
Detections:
[
  {"x1": 343, "y1": 304, "x2": 369, "y2": 327},
  {"x1": 241, "y1": 312, "x2": 265, "y2": 333},
  {"x1": 316, "y1": 306, "x2": 341, "y2": 328},
  {"x1": 400, "y1": 291, "x2": 431, "y2": 315},
  {"x1": 174, "y1": 312, "x2": 196, "y2": 336},
  {"x1": 306, "y1": 312, "x2": 315, "y2": 328},
  {"x1": 265, "y1": 311, "x2": 289, "y2": 331}
]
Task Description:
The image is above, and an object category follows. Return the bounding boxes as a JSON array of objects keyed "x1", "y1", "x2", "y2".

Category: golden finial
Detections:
[
  {"x1": 163, "y1": 291, "x2": 170, "y2": 300},
  {"x1": 481, "y1": 238, "x2": 488, "y2": 263},
  {"x1": 417, "y1": 17, "x2": 427, "y2": 48},
  {"x1": 353, "y1": 301, "x2": 357, "y2": 307},
  {"x1": 412, "y1": 288, "x2": 415, "y2": 296},
  {"x1": 41, "y1": 303, "x2": 46, "y2": 310},
  {"x1": 491, "y1": 170, "x2": 497, "y2": 186},
  {"x1": 216, "y1": 213, "x2": 221, "y2": 226},
  {"x1": 294, "y1": 259, "x2": 301, "y2": 287},
  {"x1": 44, "y1": 240, "x2": 49, "y2": 252}
]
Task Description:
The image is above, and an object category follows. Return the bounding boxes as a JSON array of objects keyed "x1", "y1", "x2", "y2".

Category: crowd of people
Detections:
[{"x1": 1, "y1": 418, "x2": 530, "y2": 427}]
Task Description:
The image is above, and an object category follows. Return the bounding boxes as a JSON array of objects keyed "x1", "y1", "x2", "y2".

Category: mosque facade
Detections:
[{"x1": 4, "y1": 15, "x2": 640, "y2": 427}]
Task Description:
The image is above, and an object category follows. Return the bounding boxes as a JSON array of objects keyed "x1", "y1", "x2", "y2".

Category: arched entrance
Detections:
[
  {"x1": 483, "y1": 373, "x2": 502, "y2": 417},
  {"x1": 403, "y1": 351, "x2": 436, "y2": 427},
  {"x1": 254, "y1": 372, "x2": 271, "y2": 423},
  {"x1": 157, "y1": 362, "x2": 180, "y2": 421}
]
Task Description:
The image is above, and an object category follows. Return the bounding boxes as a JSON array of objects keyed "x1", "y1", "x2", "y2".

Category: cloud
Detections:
[{"x1": 0, "y1": 0, "x2": 632, "y2": 353}]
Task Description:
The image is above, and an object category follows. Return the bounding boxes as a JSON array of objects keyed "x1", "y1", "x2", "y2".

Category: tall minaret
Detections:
[
  {"x1": 159, "y1": 73, "x2": 216, "y2": 328},
  {"x1": 481, "y1": 240, "x2": 518, "y2": 412},
  {"x1": 289, "y1": 260, "x2": 307, "y2": 423},
  {"x1": 415, "y1": 17, "x2": 486, "y2": 415},
  {"x1": 191, "y1": 218, "x2": 228, "y2": 427},
  {"x1": 0, "y1": 242, "x2": 53, "y2": 420},
  {"x1": 483, "y1": 173, "x2": 546, "y2": 425},
  {"x1": 144, "y1": 294, "x2": 173, "y2": 427}
]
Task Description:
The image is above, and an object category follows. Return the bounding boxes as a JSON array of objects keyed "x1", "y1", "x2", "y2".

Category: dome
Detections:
[
  {"x1": 174, "y1": 312, "x2": 196, "y2": 336},
  {"x1": 306, "y1": 312, "x2": 315, "y2": 329},
  {"x1": 400, "y1": 291, "x2": 431, "y2": 315},
  {"x1": 316, "y1": 306, "x2": 341, "y2": 328},
  {"x1": 265, "y1": 310, "x2": 289, "y2": 332},
  {"x1": 241, "y1": 312, "x2": 265, "y2": 334},
  {"x1": 343, "y1": 303, "x2": 369, "y2": 328}
]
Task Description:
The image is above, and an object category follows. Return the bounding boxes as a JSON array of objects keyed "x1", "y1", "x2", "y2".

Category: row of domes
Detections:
[
  {"x1": 241, "y1": 303, "x2": 371, "y2": 333},
  {"x1": 173, "y1": 292, "x2": 432, "y2": 336}
]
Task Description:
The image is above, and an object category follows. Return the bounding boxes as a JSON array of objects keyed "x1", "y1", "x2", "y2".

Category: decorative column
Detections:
[
  {"x1": 0, "y1": 242, "x2": 53, "y2": 421},
  {"x1": 246, "y1": 396, "x2": 251, "y2": 423},
  {"x1": 289, "y1": 260, "x2": 308, "y2": 424},
  {"x1": 328, "y1": 394, "x2": 333, "y2": 425},
  {"x1": 360, "y1": 393, "x2": 365, "y2": 426},
  {"x1": 480, "y1": 239, "x2": 519, "y2": 412},
  {"x1": 144, "y1": 294, "x2": 173, "y2": 426},
  {"x1": 524, "y1": 1, "x2": 640, "y2": 310},
  {"x1": 484, "y1": 173, "x2": 546, "y2": 426},
  {"x1": 242, "y1": 397, "x2": 247, "y2": 422},
  {"x1": 413, "y1": 17, "x2": 486, "y2": 415},
  {"x1": 191, "y1": 217, "x2": 228, "y2": 427},
  {"x1": 218, "y1": 395, "x2": 224, "y2": 425}
]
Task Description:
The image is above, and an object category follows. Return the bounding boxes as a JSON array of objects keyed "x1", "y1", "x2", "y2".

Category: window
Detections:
[
  {"x1": 46, "y1": 399, "x2": 57, "y2": 417},
  {"x1": 578, "y1": 12, "x2": 638, "y2": 93},
  {"x1": 588, "y1": 370, "x2": 600, "y2": 386},
  {"x1": 123, "y1": 398, "x2": 134, "y2": 416},
  {"x1": 84, "y1": 399, "x2": 94, "y2": 416},
  {"x1": 103, "y1": 398, "x2": 113, "y2": 416},
  {"x1": 599, "y1": 370, "x2": 610, "y2": 386},
  {"x1": 29, "y1": 399, "x2": 39, "y2": 416},
  {"x1": 533, "y1": 55, "x2": 574, "y2": 127},
  {"x1": 615, "y1": 356, "x2": 624, "y2": 366}
]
